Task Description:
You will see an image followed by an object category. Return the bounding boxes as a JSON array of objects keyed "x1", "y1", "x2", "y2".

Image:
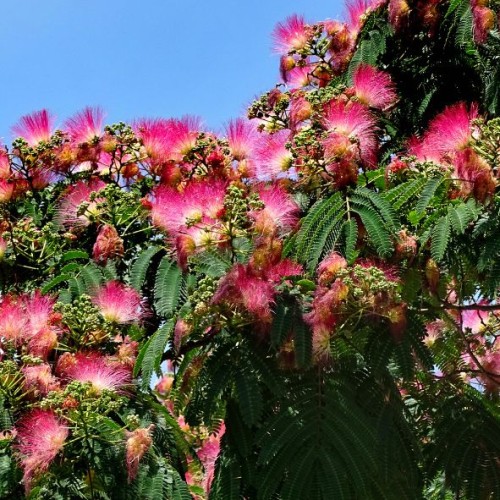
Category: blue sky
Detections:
[{"x1": 0, "y1": 1, "x2": 342, "y2": 141}]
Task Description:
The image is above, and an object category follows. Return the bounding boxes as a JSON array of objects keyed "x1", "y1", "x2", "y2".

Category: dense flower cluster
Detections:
[{"x1": 0, "y1": 0, "x2": 499, "y2": 497}]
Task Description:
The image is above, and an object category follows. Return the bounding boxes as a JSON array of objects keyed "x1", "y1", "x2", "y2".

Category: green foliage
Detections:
[{"x1": 154, "y1": 257, "x2": 184, "y2": 317}]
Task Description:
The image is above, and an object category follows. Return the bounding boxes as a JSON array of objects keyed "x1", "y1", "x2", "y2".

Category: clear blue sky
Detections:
[{"x1": 0, "y1": 1, "x2": 342, "y2": 142}]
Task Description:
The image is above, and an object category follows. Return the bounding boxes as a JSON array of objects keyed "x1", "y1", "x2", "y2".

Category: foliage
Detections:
[{"x1": 0, "y1": 0, "x2": 499, "y2": 498}]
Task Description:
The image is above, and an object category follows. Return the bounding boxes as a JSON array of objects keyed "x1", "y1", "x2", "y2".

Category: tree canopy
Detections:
[{"x1": 0, "y1": 0, "x2": 499, "y2": 498}]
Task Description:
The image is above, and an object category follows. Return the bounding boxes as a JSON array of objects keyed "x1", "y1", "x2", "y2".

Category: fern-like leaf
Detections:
[
  {"x1": 430, "y1": 215, "x2": 451, "y2": 262},
  {"x1": 129, "y1": 246, "x2": 163, "y2": 291},
  {"x1": 154, "y1": 258, "x2": 183, "y2": 316}
]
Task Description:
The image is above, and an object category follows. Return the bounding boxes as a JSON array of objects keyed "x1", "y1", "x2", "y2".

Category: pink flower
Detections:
[
  {"x1": 472, "y1": 5, "x2": 496, "y2": 44},
  {"x1": 167, "y1": 115, "x2": 203, "y2": 158},
  {"x1": 253, "y1": 130, "x2": 294, "y2": 180},
  {"x1": 317, "y1": 252, "x2": 348, "y2": 286},
  {"x1": 149, "y1": 179, "x2": 226, "y2": 238},
  {"x1": 284, "y1": 65, "x2": 313, "y2": 88},
  {"x1": 92, "y1": 281, "x2": 143, "y2": 324},
  {"x1": 133, "y1": 118, "x2": 173, "y2": 169},
  {"x1": 262, "y1": 259, "x2": 303, "y2": 282},
  {"x1": 58, "y1": 351, "x2": 132, "y2": 393},
  {"x1": 322, "y1": 99, "x2": 378, "y2": 166},
  {"x1": 388, "y1": 0, "x2": 410, "y2": 30},
  {"x1": 289, "y1": 93, "x2": 313, "y2": 129},
  {"x1": 0, "y1": 148, "x2": 10, "y2": 179},
  {"x1": 136, "y1": 115, "x2": 203, "y2": 164},
  {"x1": 0, "y1": 179, "x2": 14, "y2": 203},
  {"x1": 125, "y1": 425, "x2": 154, "y2": 482},
  {"x1": 12, "y1": 109, "x2": 55, "y2": 146},
  {"x1": 198, "y1": 423, "x2": 225, "y2": 495},
  {"x1": 459, "y1": 307, "x2": 489, "y2": 334},
  {"x1": 250, "y1": 184, "x2": 299, "y2": 236},
  {"x1": 56, "y1": 178, "x2": 106, "y2": 229},
  {"x1": 225, "y1": 118, "x2": 258, "y2": 162},
  {"x1": 24, "y1": 292, "x2": 56, "y2": 338},
  {"x1": 418, "y1": 102, "x2": 479, "y2": 161},
  {"x1": 64, "y1": 106, "x2": 105, "y2": 144},
  {"x1": 424, "y1": 320, "x2": 445, "y2": 347},
  {"x1": 305, "y1": 280, "x2": 350, "y2": 360},
  {"x1": 352, "y1": 64, "x2": 397, "y2": 110},
  {"x1": 453, "y1": 148, "x2": 496, "y2": 202},
  {"x1": 0, "y1": 296, "x2": 27, "y2": 344},
  {"x1": 212, "y1": 264, "x2": 276, "y2": 324},
  {"x1": 346, "y1": 0, "x2": 383, "y2": 35},
  {"x1": 15, "y1": 409, "x2": 68, "y2": 491},
  {"x1": 272, "y1": 15, "x2": 311, "y2": 54},
  {"x1": 92, "y1": 224, "x2": 124, "y2": 264},
  {"x1": 22, "y1": 364, "x2": 59, "y2": 396}
]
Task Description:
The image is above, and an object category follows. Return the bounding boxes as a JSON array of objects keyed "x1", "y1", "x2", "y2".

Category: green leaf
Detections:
[
  {"x1": 354, "y1": 205, "x2": 393, "y2": 257},
  {"x1": 431, "y1": 215, "x2": 451, "y2": 262},
  {"x1": 344, "y1": 219, "x2": 358, "y2": 264},
  {"x1": 134, "y1": 320, "x2": 174, "y2": 388},
  {"x1": 154, "y1": 258, "x2": 183, "y2": 316},
  {"x1": 235, "y1": 370, "x2": 263, "y2": 427},
  {"x1": 61, "y1": 250, "x2": 89, "y2": 262},
  {"x1": 415, "y1": 176, "x2": 443, "y2": 214},
  {"x1": 129, "y1": 246, "x2": 163, "y2": 291},
  {"x1": 41, "y1": 273, "x2": 72, "y2": 294}
]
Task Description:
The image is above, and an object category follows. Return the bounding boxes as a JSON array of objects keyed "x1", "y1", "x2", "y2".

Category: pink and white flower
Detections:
[
  {"x1": 352, "y1": 64, "x2": 397, "y2": 110},
  {"x1": 64, "y1": 106, "x2": 105, "y2": 144},
  {"x1": 58, "y1": 351, "x2": 132, "y2": 393},
  {"x1": 272, "y1": 15, "x2": 311, "y2": 54},
  {"x1": 92, "y1": 281, "x2": 144, "y2": 324},
  {"x1": 12, "y1": 109, "x2": 55, "y2": 146},
  {"x1": 15, "y1": 409, "x2": 68, "y2": 491}
]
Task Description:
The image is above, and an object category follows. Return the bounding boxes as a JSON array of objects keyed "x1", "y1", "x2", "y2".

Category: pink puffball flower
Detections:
[
  {"x1": 125, "y1": 425, "x2": 154, "y2": 482},
  {"x1": 272, "y1": 15, "x2": 311, "y2": 54},
  {"x1": 459, "y1": 307, "x2": 489, "y2": 334},
  {"x1": 92, "y1": 281, "x2": 144, "y2": 324},
  {"x1": 15, "y1": 409, "x2": 68, "y2": 491},
  {"x1": 22, "y1": 364, "x2": 59, "y2": 397},
  {"x1": 64, "y1": 106, "x2": 105, "y2": 144},
  {"x1": 92, "y1": 224, "x2": 125, "y2": 264},
  {"x1": 250, "y1": 184, "x2": 300, "y2": 236},
  {"x1": 56, "y1": 178, "x2": 106, "y2": 229},
  {"x1": 262, "y1": 258, "x2": 303, "y2": 283},
  {"x1": 212, "y1": 264, "x2": 276, "y2": 324},
  {"x1": 198, "y1": 423, "x2": 226, "y2": 495},
  {"x1": 133, "y1": 118, "x2": 173, "y2": 170},
  {"x1": 419, "y1": 102, "x2": 479, "y2": 161},
  {"x1": 352, "y1": 64, "x2": 397, "y2": 110},
  {"x1": 472, "y1": 5, "x2": 496, "y2": 44},
  {"x1": 253, "y1": 130, "x2": 294, "y2": 180},
  {"x1": 289, "y1": 93, "x2": 313, "y2": 130},
  {"x1": 322, "y1": 99, "x2": 378, "y2": 166},
  {"x1": 388, "y1": 0, "x2": 410, "y2": 29},
  {"x1": 166, "y1": 115, "x2": 203, "y2": 159},
  {"x1": 0, "y1": 179, "x2": 14, "y2": 203},
  {"x1": 12, "y1": 109, "x2": 55, "y2": 147},
  {"x1": 136, "y1": 115, "x2": 203, "y2": 163},
  {"x1": 317, "y1": 252, "x2": 348, "y2": 286},
  {"x1": 0, "y1": 148, "x2": 10, "y2": 179},
  {"x1": 0, "y1": 296, "x2": 28, "y2": 344},
  {"x1": 346, "y1": 0, "x2": 384, "y2": 35},
  {"x1": 149, "y1": 179, "x2": 227, "y2": 237},
  {"x1": 24, "y1": 291, "x2": 56, "y2": 339},
  {"x1": 224, "y1": 118, "x2": 258, "y2": 162},
  {"x1": 452, "y1": 148, "x2": 496, "y2": 202},
  {"x1": 284, "y1": 65, "x2": 313, "y2": 89},
  {"x1": 59, "y1": 351, "x2": 132, "y2": 394}
]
